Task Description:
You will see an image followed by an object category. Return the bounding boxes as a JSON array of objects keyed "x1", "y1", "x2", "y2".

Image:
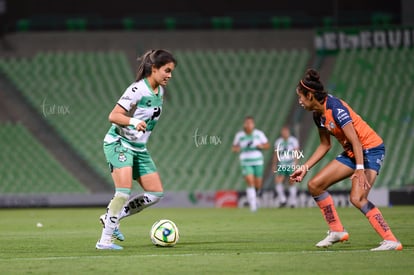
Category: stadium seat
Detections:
[
  {"x1": 16, "y1": 19, "x2": 31, "y2": 32},
  {"x1": 164, "y1": 17, "x2": 176, "y2": 30},
  {"x1": 66, "y1": 18, "x2": 87, "y2": 31},
  {"x1": 211, "y1": 17, "x2": 233, "y2": 30},
  {"x1": 122, "y1": 17, "x2": 135, "y2": 30},
  {"x1": 0, "y1": 123, "x2": 87, "y2": 194}
]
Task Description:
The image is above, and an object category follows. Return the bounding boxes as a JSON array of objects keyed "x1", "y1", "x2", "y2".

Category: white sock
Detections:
[
  {"x1": 100, "y1": 191, "x2": 129, "y2": 243},
  {"x1": 119, "y1": 192, "x2": 164, "y2": 220},
  {"x1": 275, "y1": 183, "x2": 287, "y2": 204},
  {"x1": 289, "y1": 185, "x2": 297, "y2": 206},
  {"x1": 246, "y1": 187, "x2": 257, "y2": 212}
]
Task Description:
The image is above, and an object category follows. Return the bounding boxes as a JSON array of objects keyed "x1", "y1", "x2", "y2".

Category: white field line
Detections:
[{"x1": 1, "y1": 249, "x2": 410, "y2": 262}]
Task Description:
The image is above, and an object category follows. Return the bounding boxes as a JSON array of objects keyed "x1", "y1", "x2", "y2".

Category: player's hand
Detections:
[
  {"x1": 351, "y1": 169, "x2": 371, "y2": 190},
  {"x1": 136, "y1": 121, "x2": 147, "y2": 132},
  {"x1": 289, "y1": 165, "x2": 307, "y2": 183}
]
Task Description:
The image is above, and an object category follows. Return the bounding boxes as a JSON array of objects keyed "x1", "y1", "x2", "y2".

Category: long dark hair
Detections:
[
  {"x1": 297, "y1": 68, "x2": 327, "y2": 103},
  {"x1": 136, "y1": 49, "x2": 177, "y2": 81}
]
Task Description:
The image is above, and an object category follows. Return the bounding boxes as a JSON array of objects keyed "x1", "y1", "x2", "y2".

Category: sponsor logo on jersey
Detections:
[{"x1": 336, "y1": 108, "x2": 350, "y2": 123}]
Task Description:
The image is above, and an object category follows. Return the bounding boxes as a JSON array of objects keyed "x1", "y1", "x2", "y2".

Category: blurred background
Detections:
[{"x1": 0, "y1": 0, "x2": 412, "y2": 208}]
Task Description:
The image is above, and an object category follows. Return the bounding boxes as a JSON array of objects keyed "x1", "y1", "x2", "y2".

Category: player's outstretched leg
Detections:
[{"x1": 119, "y1": 192, "x2": 164, "y2": 220}]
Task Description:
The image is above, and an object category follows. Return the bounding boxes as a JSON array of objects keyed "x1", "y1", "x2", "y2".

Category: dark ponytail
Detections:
[
  {"x1": 298, "y1": 68, "x2": 327, "y2": 103},
  {"x1": 135, "y1": 49, "x2": 177, "y2": 81}
]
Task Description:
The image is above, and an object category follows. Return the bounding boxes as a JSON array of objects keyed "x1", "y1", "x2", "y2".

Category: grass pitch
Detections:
[{"x1": 0, "y1": 206, "x2": 413, "y2": 274}]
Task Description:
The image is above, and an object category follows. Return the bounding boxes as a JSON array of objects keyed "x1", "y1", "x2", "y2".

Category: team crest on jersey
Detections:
[
  {"x1": 329, "y1": 121, "x2": 336, "y2": 130},
  {"x1": 118, "y1": 153, "x2": 127, "y2": 162}
]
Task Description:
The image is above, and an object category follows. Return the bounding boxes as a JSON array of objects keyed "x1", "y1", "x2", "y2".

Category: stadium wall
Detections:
[{"x1": 1, "y1": 189, "x2": 412, "y2": 208}]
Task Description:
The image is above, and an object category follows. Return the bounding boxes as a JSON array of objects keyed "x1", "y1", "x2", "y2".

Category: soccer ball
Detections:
[{"x1": 150, "y1": 219, "x2": 179, "y2": 247}]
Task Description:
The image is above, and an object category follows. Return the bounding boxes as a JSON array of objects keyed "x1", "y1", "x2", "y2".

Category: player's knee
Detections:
[
  {"x1": 349, "y1": 194, "x2": 365, "y2": 208},
  {"x1": 307, "y1": 178, "x2": 321, "y2": 195}
]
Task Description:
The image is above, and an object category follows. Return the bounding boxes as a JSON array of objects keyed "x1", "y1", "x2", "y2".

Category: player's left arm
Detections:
[
  {"x1": 342, "y1": 123, "x2": 370, "y2": 190},
  {"x1": 256, "y1": 142, "x2": 270, "y2": 150}
]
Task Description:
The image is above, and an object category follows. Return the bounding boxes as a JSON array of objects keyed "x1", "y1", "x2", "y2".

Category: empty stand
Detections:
[{"x1": 0, "y1": 123, "x2": 87, "y2": 193}]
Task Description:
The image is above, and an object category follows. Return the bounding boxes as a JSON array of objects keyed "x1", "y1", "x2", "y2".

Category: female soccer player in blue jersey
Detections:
[{"x1": 96, "y1": 49, "x2": 177, "y2": 250}]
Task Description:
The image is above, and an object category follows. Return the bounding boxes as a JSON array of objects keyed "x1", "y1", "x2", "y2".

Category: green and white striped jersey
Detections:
[
  {"x1": 104, "y1": 78, "x2": 163, "y2": 151},
  {"x1": 233, "y1": 129, "x2": 268, "y2": 166}
]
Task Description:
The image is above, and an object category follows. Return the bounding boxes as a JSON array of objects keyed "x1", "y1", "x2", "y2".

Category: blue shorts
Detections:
[{"x1": 336, "y1": 144, "x2": 385, "y2": 174}]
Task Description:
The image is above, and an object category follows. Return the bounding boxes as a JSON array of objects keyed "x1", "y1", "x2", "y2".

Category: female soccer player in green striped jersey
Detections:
[
  {"x1": 96, "y1": 49, "x2": 177, "y2": 250},
  {"x1": 232, "y1": 116, "x2": 270, "y2": 212}
]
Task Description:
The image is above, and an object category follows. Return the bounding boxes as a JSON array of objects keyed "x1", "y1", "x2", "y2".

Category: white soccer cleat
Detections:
[
  {"x1": 95, "y1": 240, "x2": 123, "y2": 250},
  {"x1": 370, "y1": 240, "x2": 403, "y2": 251},
  {"x1": 316, "y1": 230, "x2": 349, "y2": 248}
]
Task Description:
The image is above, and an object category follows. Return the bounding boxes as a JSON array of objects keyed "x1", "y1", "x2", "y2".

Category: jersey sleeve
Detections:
[
  {"x1": 313, "y1": 112, "x2": 325, "y2": 129},
  {"x1": 117, "y1": 83, "x2": 142, "y2": 112},
  {"x1": 232, "y1": 132, "x2": 241, "y2": 146},
  {"x1": 291, "y1": 137, "x2": 299, "y2": 149},
  {"x1": 331, "y1": 100, "x2": 352, "y2": 128},
  {"x1": 274, "y1": 138, "x2": 281, "y2": 150},
  {"x1": 258, "y1": 130, "x2": 268, "y2": 144}
]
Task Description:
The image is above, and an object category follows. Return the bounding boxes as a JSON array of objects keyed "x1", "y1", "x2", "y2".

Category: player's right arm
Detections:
[
  {"x1": 232, "y1": 145, "x2": 240, "y2": 153},
  {"x1": 290, "y1": 128, "x2": 331, "y2": 182},
  {"x1": 108, "y1": 104, "x2": 147, "y2": 131},
  {"x1": 108, "y1": 83, "x2": 147, "y2": 131},
  {"x1": 232, "y1": 132, "x2": 241, "y2": 153}
]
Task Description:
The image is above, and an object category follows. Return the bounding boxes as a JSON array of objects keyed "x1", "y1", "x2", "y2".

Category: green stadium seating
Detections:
[
  {"x1": 270, "y1": 16, "x2": 292, "y2": 29},
  {"x1": 0, "y1": 49, "x2": 309, "y2": 192},
  {"x1": 66, "y1": 18, "x2": 87, "y2": 31},
  {"x1": 16, "y1": 19, "x2": 31, "y2": 32},
  {"x1": 151, "y1": 49, "x2": 309, "y2": 191},
  {"x1": 0, "y1": 123, "x2": 87, "y2": 194},
  {"x1": 122, "y1": 17, "x2": 135, "y2": 30},
  {"x1": 0, "y1": 51, "x2": 133, "y2": 190},
  {"x1": 301, "y1": 48, "x2": 414, "y2": 190},
  {"x1": 211, "y1": 17, "x2": 233, "y2": 30},
  {"x1": 164, "y1": 17, "x2": 177, "y2": 30}
]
